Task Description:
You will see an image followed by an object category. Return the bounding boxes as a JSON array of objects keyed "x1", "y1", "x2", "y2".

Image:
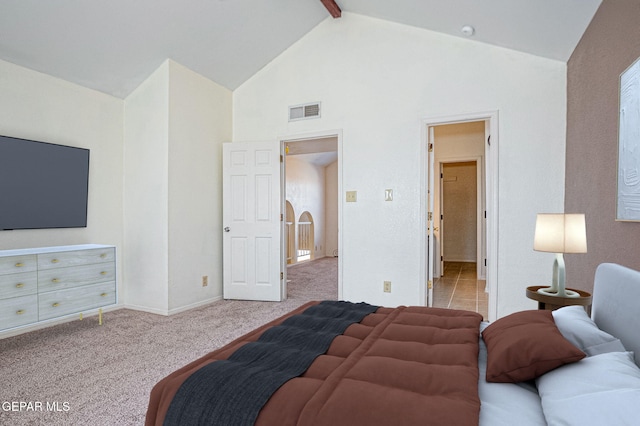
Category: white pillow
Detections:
[
  {"x1": 537, "y1": 351, "x2": 640, "y2": 426},
  {"x1": 552, "y1": 305, "x2": 626, "y2": 356}
]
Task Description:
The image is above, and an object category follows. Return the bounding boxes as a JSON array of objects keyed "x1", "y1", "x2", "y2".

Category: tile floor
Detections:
[{"x1": 433, "y1": 261, "x2": 488, "y2": 320}]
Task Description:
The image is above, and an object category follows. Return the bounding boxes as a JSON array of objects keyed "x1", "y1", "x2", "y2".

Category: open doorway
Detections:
[
  {"x1": 423, "y1": 112, "x2": 498, "y2": 321},
  {"x1": 441, "y1": 160, "x2": 481, "y2": 270},
  {"x1": 282, "y1": 135, "x2": 340, "y2": 298}
]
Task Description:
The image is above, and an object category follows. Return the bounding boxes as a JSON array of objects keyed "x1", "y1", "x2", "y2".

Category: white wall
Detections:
[
  {"x1": 167, "y1": 61, "x2": 232, "y2": 311},
  {"x1": 1, "y1": 56, "x2": 231, "y2": 317},
  {"x1": 123, "y1": 61, "x2": 170, "y2": 314},
  {"x1": 124, "y1": 60, "x2": 232, "y2": 315},
  {"x1": 234, "y1": 13, "x2": 567, "y2": 315},
  {"x1": 0, "y1": 59, "x2": 125, "y2": 301}
]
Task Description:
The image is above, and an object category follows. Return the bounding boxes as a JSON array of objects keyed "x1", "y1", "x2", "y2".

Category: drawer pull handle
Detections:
[
  {"x1": 100, "y1": 292, "x2": 108, "y2": 297},
  {"x1": 51, "y1": 259, "x2": 60, "y2": 264},
  {"x1": 52, "y1": 278, "x2": 61, "y2": 283},
  {"x1": 100, "y1": 271, "x2": 107, "y2": 275},
  {"x1": 16, "y1": 309, "x2": 25, "y2": 315},
  {"x1": 16, "y1": 283, "x2": 25, "y2": 288},
  {"x1": 15, "y1": 262, "x2": 24, "y2": 267},
  {"x1": 100, "y1": 253, "x2": 107, "y2": 258},
  {"x1": 52, "y1": 302, "x2": 60, "y2": 307}
]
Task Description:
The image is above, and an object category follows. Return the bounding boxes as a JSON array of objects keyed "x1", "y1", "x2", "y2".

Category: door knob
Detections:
[{"x1": 224, "y1": 227, "x2": 230, "y2": 232}]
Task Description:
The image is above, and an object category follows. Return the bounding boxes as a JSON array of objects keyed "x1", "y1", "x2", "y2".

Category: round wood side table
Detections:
[{"x1": 526, "y1": 285, "x2": 592, "y2": 311}]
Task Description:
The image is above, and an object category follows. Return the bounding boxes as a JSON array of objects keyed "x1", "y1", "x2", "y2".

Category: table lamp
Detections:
[{"x1": 533, "y1": 213, "x2": 587, "y2": 298}]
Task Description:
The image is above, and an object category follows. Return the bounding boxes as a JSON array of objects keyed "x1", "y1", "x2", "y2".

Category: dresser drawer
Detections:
[
  {"x1": 0, "y1": 272, "x2": 38, "y2": 299},
  {"x1": 0, "y1": 255, "x2": 37, "y2": 275},
  {"x1": 38, "y1": 247, "x2": 115, "y2": 270},
  {"x1": 0, "y1": 294, "x2": 38, "y2": 330},
  {"x1": 38, "y1": 262, "x2": 116, "y2": 292},
  {"x1": 39, "y1": 282, "x2": 116, "y2": 321}
]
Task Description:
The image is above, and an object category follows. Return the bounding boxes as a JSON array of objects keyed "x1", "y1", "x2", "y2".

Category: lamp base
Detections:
[
  {"x1": 537, "y1": 287, "x2": 580, "y2": 298},
  {"x1": 536, "y1": 253, "x2": 580, "y2": 298}
]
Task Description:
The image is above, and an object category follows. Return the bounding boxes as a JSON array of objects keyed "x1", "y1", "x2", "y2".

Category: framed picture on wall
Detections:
[{"x1": 617, "y1": 55, "x2": 640, "y2": 221}]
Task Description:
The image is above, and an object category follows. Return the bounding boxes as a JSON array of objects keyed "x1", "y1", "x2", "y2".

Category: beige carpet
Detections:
[{"x1": 0, "y1": 257, "x2": 337, "y2": 426}]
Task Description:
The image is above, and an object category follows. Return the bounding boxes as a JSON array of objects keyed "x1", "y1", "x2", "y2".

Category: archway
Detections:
[{"x1": 297, "y1": 211, "x2": 314, "y2": 262}]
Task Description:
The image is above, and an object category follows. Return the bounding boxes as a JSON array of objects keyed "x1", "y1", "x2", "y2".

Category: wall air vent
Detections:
[{"x1": 289, "y1": 102, "x2": 321, "y2": 122}]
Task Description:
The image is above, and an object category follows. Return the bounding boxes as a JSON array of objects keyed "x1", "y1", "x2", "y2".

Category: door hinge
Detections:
[
  {"x1": 429, "y1": 143, "x2": 433, "y2": 152},
  {"x1": 441, "y1": 255, "x2": 443, "y2": 261},
  {"x1": 281, "y1": 213, "x2": 283, "y2": 221},
  {"x1": 428, "y1": 212, "x2": 433, "y2": 221},
  {"x1": 428, "y1": 280, "x2": 433, "y2": 289},
  {"x1": 280, "y1": 155, "x2": 284, "y2": 163},
  {"x1": 280, "y1": 272, "x2": 284, "y2": 280}
]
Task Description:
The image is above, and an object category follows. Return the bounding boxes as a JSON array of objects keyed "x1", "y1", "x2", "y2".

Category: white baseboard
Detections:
[
  {"x1": 122, "y1": 304, "x2": 169, "y2": 316},
  {"x1": 124, "y1": 296, "x2": 223, "y2": 317},
  {"x1": 168, "y1": 296, "x2": 223, "y2": 315}
]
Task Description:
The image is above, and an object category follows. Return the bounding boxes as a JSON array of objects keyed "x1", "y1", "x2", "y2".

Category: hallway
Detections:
[{"x1": 433, "y1": 262, "x2": 488, "y2": 320}]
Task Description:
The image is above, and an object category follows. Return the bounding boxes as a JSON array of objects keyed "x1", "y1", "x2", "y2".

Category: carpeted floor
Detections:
[{"x1": 0, "y1": 257, "x2": 337, "y2": 426}]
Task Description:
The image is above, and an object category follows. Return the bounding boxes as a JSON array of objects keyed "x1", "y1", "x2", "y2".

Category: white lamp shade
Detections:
[{"x1": 534, "y1": 214, "x2": 587, "y2": 254}]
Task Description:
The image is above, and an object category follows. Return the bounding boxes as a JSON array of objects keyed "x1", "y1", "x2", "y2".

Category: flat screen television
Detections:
[{"x1": 0, "y1": 135, "x2": 90, "y2": 231}]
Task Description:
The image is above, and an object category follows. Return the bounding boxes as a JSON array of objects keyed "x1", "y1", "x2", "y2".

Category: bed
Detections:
[{"x1": 146, "y1": 263, "x2": 640, "y2": 425}]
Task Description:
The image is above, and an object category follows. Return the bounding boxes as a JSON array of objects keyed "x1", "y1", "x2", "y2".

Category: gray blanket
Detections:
[{"x1": 163, "y1": 300, "x2": 378, "y2": 426}]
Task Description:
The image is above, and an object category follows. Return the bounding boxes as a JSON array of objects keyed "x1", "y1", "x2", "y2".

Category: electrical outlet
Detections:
[
  {"x1": 202, "y1": 276, "x2": 208, "y2": 287},
  {"x1": 346, "y1": 191, "x2": 357, "y2": 202},
  {"x1": 383, "y1": 281, "x2": 391, "y2": 293}
]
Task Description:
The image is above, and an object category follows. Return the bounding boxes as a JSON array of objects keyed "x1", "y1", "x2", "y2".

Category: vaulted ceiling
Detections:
[{"x1": 0, "y1": 0, "x2": 601, "y2": 99}]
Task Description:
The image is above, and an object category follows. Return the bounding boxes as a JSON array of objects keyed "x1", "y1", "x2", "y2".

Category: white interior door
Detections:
[{"x1": 222, "y1": 141, "x2": 283, "y2": 301}]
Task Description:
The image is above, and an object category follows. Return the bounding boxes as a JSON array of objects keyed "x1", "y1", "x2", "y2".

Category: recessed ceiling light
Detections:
[{"x1": 461, "y1": 25, "x2": 475, "y2": 37}]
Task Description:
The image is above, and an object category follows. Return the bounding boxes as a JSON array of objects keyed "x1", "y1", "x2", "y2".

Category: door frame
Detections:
[
  {"x1": 279, "y1": 129, "x2": 343, "y2": 300},
  {"x1": 420, "y1": 111, "x2": 498, "y2": 321}
]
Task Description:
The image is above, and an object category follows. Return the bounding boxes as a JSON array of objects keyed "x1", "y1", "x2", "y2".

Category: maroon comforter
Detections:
[{"x1": 146, "y1": 302, "x2": 483, "y2": 426}]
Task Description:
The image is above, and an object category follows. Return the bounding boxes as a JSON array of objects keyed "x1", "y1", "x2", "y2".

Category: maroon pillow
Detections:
[{"x1": 482, "y1": 310, "x2": 585, "y2": 383}]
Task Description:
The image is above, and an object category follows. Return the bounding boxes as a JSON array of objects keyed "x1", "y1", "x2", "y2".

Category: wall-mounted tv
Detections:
[{"x1": 0, "y1": 135, "x2": 90, "y2": 231}]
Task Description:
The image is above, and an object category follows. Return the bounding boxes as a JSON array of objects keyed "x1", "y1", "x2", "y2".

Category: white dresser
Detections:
[{"x1": 0, "y1": 244, "x2": 116, "y2": 333}]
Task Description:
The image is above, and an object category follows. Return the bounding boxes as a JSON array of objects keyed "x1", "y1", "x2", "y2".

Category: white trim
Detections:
[
  {"x1": 278, "y1": 129, "x2": 343, "y2": 300},
  {"x1": 421, "y1": 111, "x2": 499, "y2": 321},
  {"x1": 123, "y1": 304, "x2": 169, "y2": 316},
  {"x1": 168, "y1": 296, "x2": 223, "y2": 315},
  {"x1": 124, "y1": 295, "x2": 224, "y2": 316}
]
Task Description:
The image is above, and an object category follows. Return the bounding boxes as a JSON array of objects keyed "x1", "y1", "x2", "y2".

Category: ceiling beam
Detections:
[{"x1": 320, "y1": 0, "x2": 341, "y2": 18}]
